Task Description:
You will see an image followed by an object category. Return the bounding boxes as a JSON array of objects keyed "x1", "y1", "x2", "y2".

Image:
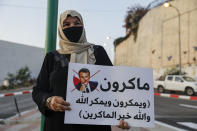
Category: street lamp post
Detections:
[{"x1": 163, "y1": 2, "x2": 182, "y2": 75}]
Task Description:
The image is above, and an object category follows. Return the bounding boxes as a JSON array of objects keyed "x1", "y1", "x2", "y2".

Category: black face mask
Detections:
[{"x1": 63, "y1": 26, "x2": 83, "y2": 42}]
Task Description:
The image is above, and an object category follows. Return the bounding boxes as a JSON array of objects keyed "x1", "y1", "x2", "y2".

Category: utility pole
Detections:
[
  {"x1": 41, "y1": 0, "x2": 58, "y2": 131},
  {"x1": 45, "y1": 0, "x2": 58, "y2": 54},
  {"x1": 163, "y1": 2, "x2": 182, "y2": 75}
]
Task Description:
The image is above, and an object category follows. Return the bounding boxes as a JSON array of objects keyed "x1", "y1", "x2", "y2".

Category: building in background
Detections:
[
  {"x1": 114, "y1": 0, "x2": 197, "y2": 79},
  {"x1": 0, "y1": 40, "x2": 44, "y2": 85}
]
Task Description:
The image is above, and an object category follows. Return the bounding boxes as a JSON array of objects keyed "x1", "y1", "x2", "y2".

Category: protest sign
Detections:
[{"x1": 64, "y1": 63, "x2": 154, "y2": 127}]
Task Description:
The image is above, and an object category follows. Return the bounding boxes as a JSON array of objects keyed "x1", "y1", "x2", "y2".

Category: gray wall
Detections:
[
  {"x1": 0, "y1": 40, "x2": 45, "y2": 85},
  {"x1": 115, "y1": 0, "x2": 197, "y2": 79}
]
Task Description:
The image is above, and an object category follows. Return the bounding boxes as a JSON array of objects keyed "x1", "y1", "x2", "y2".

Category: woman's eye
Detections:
[
  {"x1": 64, "y1": 23, "x2": 70, "y2": 26},
  {"x1": 74, "y1": 22, "x2": 81, "y2": 25}
]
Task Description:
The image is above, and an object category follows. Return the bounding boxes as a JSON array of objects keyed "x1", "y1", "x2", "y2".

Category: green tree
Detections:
[
  {"x1": 123, "y1": 6, "x2": 149, "y2": 41},
  {"x1": 4, "y1": 66, "x2": 33, "y2": 89},
  {"x1": 6, "y1": 73, "x2": 17, "y2": 89},
  {"x1": 16, "y1": 66, "x2": 31, "y2": 85}
]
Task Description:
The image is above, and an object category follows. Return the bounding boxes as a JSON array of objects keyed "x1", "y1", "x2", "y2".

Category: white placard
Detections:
[{"x1": 64, "y1": 63, "x2": 154, "y2": 127}]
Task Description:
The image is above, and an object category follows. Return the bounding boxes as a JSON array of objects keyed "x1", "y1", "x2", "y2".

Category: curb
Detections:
[
  {"x1": 0, "y1": 90, "x2": 32, "y2": 98},
  {"x1": 0, "y1": 108, "x2": 38, "y2": 123},
  {"x1": 154, "y1": 92, "x2": 197, "y2": 101},
  {"x1": 0, "y1": 108, "x2": 40, "y2": 131}
]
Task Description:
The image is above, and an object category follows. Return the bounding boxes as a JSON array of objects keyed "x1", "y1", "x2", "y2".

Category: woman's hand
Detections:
[
  {"x1": 48, "y1": 96, "x2": 71, "y2": 112},
  {"x1": 117, "y1": 120, "x2": 130, "y2": 130}
]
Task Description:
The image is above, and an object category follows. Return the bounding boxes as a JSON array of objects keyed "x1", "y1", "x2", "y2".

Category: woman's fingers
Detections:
[
  {"x1": 60, "y1": 100, "x2": 70, "y2": 106},
  {"x1": 120, "y1": 120, "x2": 123, "y2": 128},
  {"x1": 117, "y1": 120, "x2": 130, "y2": 130},
  {"x1": 55, "y1": 96, "x2": 70, "y2": 106},
  {"x1": 65, "y1": 101, "x2": 70, "y2": 106},
  {"x1": 117, "y1": 119, "x2": 123, "y2": 128},
  {"x1": 52, "y1": 103, "x2": 64, "y2": 112},
  {"x1": 53, "y1": 103, "x2": 71, "y2": 112},
  {"x1": 123, "y1": 121, "x2": 130, "y2": 129},
  {"x1": 50, "y1": 96, "x2": 71, "y2": 112},
  {"x1": 56, "y1": 97, "x2": 71, "y2": 107}
]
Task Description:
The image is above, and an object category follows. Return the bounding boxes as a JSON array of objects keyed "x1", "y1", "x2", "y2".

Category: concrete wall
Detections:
[
  {"x1": 115, "y1": 0, "x2": 197, "y2": 79},
  {"x1": 0, "y1": 40, "x2": 44, "y2": 85}
]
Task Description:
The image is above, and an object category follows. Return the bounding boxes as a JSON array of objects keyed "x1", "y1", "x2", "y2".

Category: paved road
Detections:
[
  {"x1": 154, "y1": 88, "x2": 197, "y2": 96},
  {"x1": 0, "y1": 94, "x2": 36, "y2": 119},
  {"x1": 155, "y1": 95, "x2": 197, "y2": 131},
  {"x1": 1, "y1": 93, "x2": 197, "y2": 130}
]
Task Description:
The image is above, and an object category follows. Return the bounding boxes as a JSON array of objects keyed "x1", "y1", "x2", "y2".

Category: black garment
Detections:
[{"x1": 32, "y1": 45, "x2": 112, "y2": 131}]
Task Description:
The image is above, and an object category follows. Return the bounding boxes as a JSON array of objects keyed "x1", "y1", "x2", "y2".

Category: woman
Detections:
[{"x1": 32, "y1": 10, "x2": 129, "y2": 131}]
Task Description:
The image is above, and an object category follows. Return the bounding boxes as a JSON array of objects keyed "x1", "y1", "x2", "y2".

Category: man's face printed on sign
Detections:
[
  {"x1": 79, "y1": 72, "x2": 90, "y2": 85},
  {"x1": 73, "y1": 68, "x2": 99, "y2": 93}
]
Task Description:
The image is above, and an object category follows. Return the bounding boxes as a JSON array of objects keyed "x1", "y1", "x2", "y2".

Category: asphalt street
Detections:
[
  {"x1": 155, "y1": 95, "x2": 197, "y2": 131},
  {"x1": 0, "y1": 93, "x2": 197, "y2": 130}
]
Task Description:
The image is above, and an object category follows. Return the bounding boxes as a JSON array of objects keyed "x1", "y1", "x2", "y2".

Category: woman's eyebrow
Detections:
[{"x1": 74, "y1": 20, "x2": 81, "y2": 23}]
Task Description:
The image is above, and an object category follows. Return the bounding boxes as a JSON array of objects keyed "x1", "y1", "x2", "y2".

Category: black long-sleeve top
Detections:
[{"x1": 32, "y1": 45, "x2": 112, "y2": 131}]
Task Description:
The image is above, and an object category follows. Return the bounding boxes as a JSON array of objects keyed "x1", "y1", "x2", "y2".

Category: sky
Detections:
[{"x1": 0, "y1": 0, "x2": 154, "y2": 61}]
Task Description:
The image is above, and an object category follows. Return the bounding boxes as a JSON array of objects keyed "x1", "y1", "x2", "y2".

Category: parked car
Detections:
[{"x1": 154, "y1": 75, "x2": 197, "y2": 96}]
